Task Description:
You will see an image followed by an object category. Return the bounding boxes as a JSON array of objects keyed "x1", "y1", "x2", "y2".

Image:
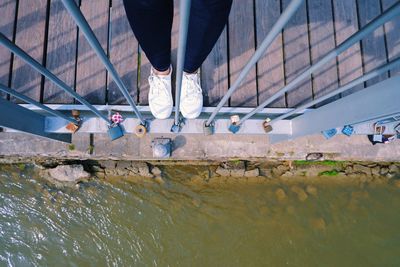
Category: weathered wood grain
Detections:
[
  {"x1": 308, "y1": 0, "x2": 339, "y2": 106},
  {"x1": 255, "y1": 0, "x2": 286, "y2": 108},
  {"x1": 282, "y1": 0, "x2": 312, "y2": 108},
  {"x1": 201, "y1": 27, "x2": 229, "y2": 107},
  {"x1": 332, "y1": 0, "x2": 364, "y2": 96},
  {"x1": 228, "y1": 0, "x2": 257, "y2": 107},
  {"x1": 43, "y1": 0, "x2": 78, "y2": 104},
  {"x1": 75, "y1": 0, "x2": 109, "y2": 104},
  {"x1": 0, "y1": 0, "x2": 17, "y2": 99},
  {"x1": 108, "y1": 0, "x2": 138, "y2": 105},
  {"x1": 358, "y1": 0, "x2": 388, "y2": 87},
  {"x1": 382, "y1": 0, "x2": 400, "y2": 76},
  {"x1": 11, "y1": 0, "x2": 48, "y2": 102}
]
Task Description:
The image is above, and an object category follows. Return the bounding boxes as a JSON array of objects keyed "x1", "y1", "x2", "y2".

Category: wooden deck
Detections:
[{"x1": 0, "y1": 0, "x2": 399, "y2": 109}]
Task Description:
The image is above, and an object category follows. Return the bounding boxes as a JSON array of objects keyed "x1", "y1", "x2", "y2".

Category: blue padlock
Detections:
[
  {"x1": 108, "y1": 124, "x2": 124, "y2": 141},
  {"x1": 341, "y1": 125, "x2": 354, "y2": 136},
  {"x1": 322, "y1": 128, "x2": 337, "y2": 139}
]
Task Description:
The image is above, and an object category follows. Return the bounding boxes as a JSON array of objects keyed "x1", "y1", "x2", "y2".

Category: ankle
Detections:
[{"x1": 153, "y1": 66, "x2": 171, "y2": 76}]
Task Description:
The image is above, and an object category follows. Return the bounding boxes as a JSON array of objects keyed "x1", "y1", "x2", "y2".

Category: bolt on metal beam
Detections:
[
  {"x1": 61, "y1": 0, "x2": 146, "y2": 125},
  {"x1": 236, "y1": 1, "x2": 400, "y2": 127},
  {"x1": 0, "y1": 83, "x2": 76, "y2": 124},
  {"x1": 0, "y1": 33, "x2": 109, "y2": 123},
  {"x1": 205, "y1": 0, "x2": 305, "y2": 127}
]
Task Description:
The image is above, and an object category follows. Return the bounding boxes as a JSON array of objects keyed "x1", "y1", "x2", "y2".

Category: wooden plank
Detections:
[
  {"x1": 307, "y1": 0, "x2": 339, "y2": 106},
  {"x1": 11, "y1": 0, "x2": 48, "y2": 102},
  {"x1": 332, "y1": 0, "x2": 364, "y2": 95},
  {"x1": 282, "y1": 0, "x2": 312, "y2": 108},
  {"x1": 0, "y1": 0, "x2": 17, "y2": 99},
  {"x1": 228, "y1": 0, "x2": 257, "y2": 107},
  {"x1": 357, "y1": 0, "x2": 388, "y2": 87},
  {"x1": 382, "y1": 0, "x2": 400, "y2": 76},
  {"x1": 255, "y1": 0, "x2": 286, "y2": 108},
  {"x1": 201, "y1": 27, "x2": 229, "y2": 107},
  {"x1": 108, "y1": 0, "x2": 138, "y2": 105},
  {"x1": 75, "y1": 0, "x2": 109, "y2": 104},
  {"x1": 43, "y1": 0, "x2": 78, "y2": 104}
]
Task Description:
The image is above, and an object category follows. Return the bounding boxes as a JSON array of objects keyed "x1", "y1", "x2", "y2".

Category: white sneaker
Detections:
[
  {"x1": 180, "y1": 71, "x2": 203, "y2": 119},
  {"x1": 148, "y1": 67, "x2": 173, "y2": 119}
]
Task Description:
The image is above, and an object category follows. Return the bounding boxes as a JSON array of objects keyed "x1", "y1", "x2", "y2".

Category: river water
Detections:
[{"x1": 1, "y1": 164, "x2": 400, "y2": 266}]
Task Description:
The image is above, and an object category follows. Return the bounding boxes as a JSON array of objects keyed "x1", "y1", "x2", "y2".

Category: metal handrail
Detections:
[
  {"x1": 205, "y1": 0, "x2": 305, "y2": 127},
  {"x1": 172, "y1": 0, "x2": 192, "y2": 132},
  {"x1": 0, "y1": 33, "x2": 109, "y2": 123},
  {"x1": 233, "y1": 1, "x2": 400, "y2": 130},
  {"x1": 61, "y1": 0, "x2": 146, "y2": 126},
  {"x1": 0, "y1": 83, "x2": 76, "y2": 124},
  {"x1": 270, "y1": 57, "x2": 400, "y2": 125}
]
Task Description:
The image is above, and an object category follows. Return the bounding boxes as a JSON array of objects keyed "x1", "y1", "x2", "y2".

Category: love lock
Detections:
[
  {"x1": 108, "y1": 123, "x2": 124, "y2": 141},
  {"x1": 135, "y1": 121, "x2": 149, "y2": 138},
  {"x1": 262, "y1": 118, "x2": 273, "y2": 133},
  {"x1": 228, "y1": 115, "x2": 241, "y2": 134},
  {"x1": 203, "y1": 121, "x2": 214, "y2": 135},
  {"x1": 66, "y1": 109, "x2": 82, "y2": 133}
]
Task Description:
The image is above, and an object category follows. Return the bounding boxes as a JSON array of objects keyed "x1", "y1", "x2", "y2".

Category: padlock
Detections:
[
  {"x1": 135, "y1": 124, "x2": 147, "y2": 138},
  {"x1": 108, "y1": 124, "x2": 124, "y2": 141},
  {"x1": 262, "y1": 118, "x2": 273, "y2": 133},
  {"x1": 203, "y1": 121, "x2": 214, "y2": 135}
]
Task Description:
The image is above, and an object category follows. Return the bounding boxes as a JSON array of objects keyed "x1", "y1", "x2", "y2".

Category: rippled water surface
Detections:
[{"x1": 1, "y1": 165, "x2": 400, "y2": 266}]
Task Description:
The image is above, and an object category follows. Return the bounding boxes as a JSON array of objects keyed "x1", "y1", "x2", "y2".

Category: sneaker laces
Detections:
[
  {"x1": 183, "y1": 74, "x2": 202, "y2": 100},
  {"x1": 149, "y1": 74, "x2": 169, "y2": 96}
]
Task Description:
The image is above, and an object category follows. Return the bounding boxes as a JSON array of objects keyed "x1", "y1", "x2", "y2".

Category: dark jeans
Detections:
[{"x1": 123, "y1": 0, "x2": 233, "y2": 73}]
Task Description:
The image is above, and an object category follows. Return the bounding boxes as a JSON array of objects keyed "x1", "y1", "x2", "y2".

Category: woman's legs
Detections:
[
  {"x1": 184, "y1": 0, "x2": 233, "y2": 73},
  {"x1": 123, "y1": 0, "x2": 173, "y2": 72}
]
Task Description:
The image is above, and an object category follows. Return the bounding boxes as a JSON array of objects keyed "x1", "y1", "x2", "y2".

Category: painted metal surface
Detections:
[
  {"x1": 270, "y1": 57, "x2": 400, "y2": 124},
  {"x1": 206, "y1": 0, "x2": 305, "y2": 126},
  {"x1": 270, "y1": 76, "x2": 400, "y2": 143},
  {"x1": 172, "y1": 0, "x2": 192, "y2": 129},
  {"x1": 0, "y1": 98, "x2": 71, "y2": 143},
  {"x1": 0, "y1": 83, "x2": 76, "y2": 124},
  {"x1": 0, "y1": 33, "x2": 109, "y2": 123},
  {"x1": 237, "y1": 1, "x2": 400, "y2": 126},
  {"x1": 61, "y1": 0, "x2": 145, "y2": 124}
]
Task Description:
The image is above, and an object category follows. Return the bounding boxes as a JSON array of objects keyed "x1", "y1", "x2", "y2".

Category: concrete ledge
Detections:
[{"x1": 0, "y1": 132, "x2": 399, "y2": 162}]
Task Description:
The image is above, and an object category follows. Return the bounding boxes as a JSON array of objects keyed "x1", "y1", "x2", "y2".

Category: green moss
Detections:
[
  {"x1": 294, "y1": 160, "x2": 341, "y2": 166},
  {"x1": 319, "y1": 170, "x2": 340, "y2": 176},
  {"x1": 88, "y1": 145, "x2": 94, "y2": 154},
  {"x1": 68, "y1": 144, "x2": 75, "y2": 151},
  {"x1": 17, "y1": 163, "x2": 25, "y2": 171},
  {"x1": 229, "y1": 159, "x2": 243, "y2": 165}
]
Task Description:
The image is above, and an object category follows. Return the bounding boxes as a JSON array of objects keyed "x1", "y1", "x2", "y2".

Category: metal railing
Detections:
[{"x1": 0, "y1": 0, "x2": 400, "y2": 145}]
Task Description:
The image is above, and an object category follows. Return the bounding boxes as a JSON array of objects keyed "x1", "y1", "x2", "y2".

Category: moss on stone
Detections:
[{"x1": 319, "y1": 170, "x2": 340, "y2": 176}]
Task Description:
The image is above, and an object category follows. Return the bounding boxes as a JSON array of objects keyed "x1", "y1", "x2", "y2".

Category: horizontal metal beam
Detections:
[
  {"x1": 0, "y1": 83, "x2": 76, "y2": 124},
  {"x1": 19, "y1": 105, "x2": 309, "y2": 116},
  {"x1": 270, "y1": 76, "x2": 400, "y2": 143},
  {"x1": 0, "y1": 98, "x2": 71, "y2": 143}
]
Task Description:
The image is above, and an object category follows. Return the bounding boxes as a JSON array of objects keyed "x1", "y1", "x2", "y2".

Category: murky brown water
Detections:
[{"x1": 1, "y1": 164, "x2": 400, "y2": 266}]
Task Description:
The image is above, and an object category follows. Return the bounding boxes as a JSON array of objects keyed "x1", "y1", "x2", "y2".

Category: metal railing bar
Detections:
[
  {"x1": 205, "y1": 0, "x2": 305, "y2": 126},
  {"x1": 270, "y1": 57, "x2": 400, "y2": 124},
  {"x1": 172, "y1": 0, "x2": 192, "y2": 129},
  {"x1": 0, "y1": 83, "x2": 76, "y2": 124},
  {"x1": 60, "y1": 0, "x2": 145, "y2": 125},
  {"x1": 237, "y1": 1, "x2": 400, "y2": 126},
  {"x1": 0, "y1": 33, "x2": 109, "y2": 123}
]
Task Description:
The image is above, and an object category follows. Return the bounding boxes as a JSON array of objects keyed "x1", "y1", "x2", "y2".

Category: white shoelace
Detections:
[
  {"x1": 149, "y1": 75, "x2": 169, "y2": 96},
  {"x1": 183, "y1": 74, "x2": 202, "y2": 100}
]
